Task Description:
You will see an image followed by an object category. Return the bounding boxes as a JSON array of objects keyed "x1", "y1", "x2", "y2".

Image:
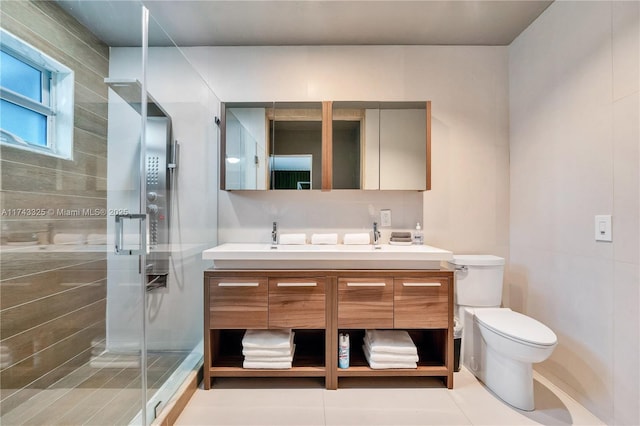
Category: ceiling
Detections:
[{"x1": 56, "y1": 0, "x2": 553, "y2": 47}]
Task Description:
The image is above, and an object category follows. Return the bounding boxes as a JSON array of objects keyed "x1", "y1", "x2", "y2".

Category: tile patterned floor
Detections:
[
  {"x1": 176, "y1": 368, "x2": 605, "y2": 426},
  {"x1": 0, "y1": 351, "x2": 188, "y2": 425}
]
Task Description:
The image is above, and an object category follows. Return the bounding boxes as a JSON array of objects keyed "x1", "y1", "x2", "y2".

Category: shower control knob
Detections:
[
  {"x1": 147, "y1": 191, "x2": 158, "y2": 201},
  {"x1": 147, "y1": 204, "x2": 159, "y2": 215}
]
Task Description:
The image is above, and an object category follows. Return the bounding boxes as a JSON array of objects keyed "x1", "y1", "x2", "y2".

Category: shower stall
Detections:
[{"x1": 0, "y1": 1, "x2": 218, "y2": 424}]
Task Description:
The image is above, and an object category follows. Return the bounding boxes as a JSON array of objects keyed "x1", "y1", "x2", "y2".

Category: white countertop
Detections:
[{"x1": 202, "y1": 243, "x2": 453, "y2": 269}]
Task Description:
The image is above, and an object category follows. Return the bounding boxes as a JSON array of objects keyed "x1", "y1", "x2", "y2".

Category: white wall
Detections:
[
  {"x1": 186, "y1": 45, "x2": 509, "y2": 253},
  {"x1": 509, "y1": 2, "x2": 639, "y2": 424}
]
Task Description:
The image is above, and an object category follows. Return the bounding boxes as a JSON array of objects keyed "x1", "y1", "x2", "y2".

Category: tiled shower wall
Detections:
[{"x1": 0, "y1": 0, "x2": 109, "y2": 413}]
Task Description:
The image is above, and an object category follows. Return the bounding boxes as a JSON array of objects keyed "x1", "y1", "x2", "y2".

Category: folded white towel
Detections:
[
  {"x1": 243, "y1": 360, "x2": 292, "y2": 369},
  {"x1": 242, "y1": 329, "x2": 294, "y2": 349},
  {"x1": 244, "y1": 355, "x2": 293, "y2": 363},
  {"x1": 278, "y1": 234, "x2": 306, "y2": 245},
  {"x1": 363, "y1": 345, "x2": 417, "y2": 369},
  {"x1": 242, "y1": 347, "x2": 293, "y2": 357},
  {"x1": 343, "y1": 233, "x2": 370, "y2": 245},
  {"x1": 311, "y1": 233, "x2": 338, "y2": 245},
  {"x1": 244, "y1": 345, "x2": 295, "y2": 363},
  {"x1": 364, "y1": 341, "x2": 419, "y2": 362},
  {"x1": 364, "y1": 330, "x2": 418, "y2": 355}
]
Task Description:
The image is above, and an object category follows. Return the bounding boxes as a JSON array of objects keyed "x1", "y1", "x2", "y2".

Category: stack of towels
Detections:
[
  {"x1": 363, "y1": 329, "x2": 419, "y2": 369},
  {"x1": 389, "y1": 231, "x2": 412, "y2": 244},
  {"x1": 242, "y1": 329, "x2": 295, "y2": 369}
]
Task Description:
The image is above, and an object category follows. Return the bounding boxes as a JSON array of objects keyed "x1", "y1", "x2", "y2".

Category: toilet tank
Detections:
[{"x1": 448, "y1": 255, "x2": 505, "y2": 307}]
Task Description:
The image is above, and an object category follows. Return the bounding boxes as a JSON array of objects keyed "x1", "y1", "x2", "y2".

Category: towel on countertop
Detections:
[
  {"x1": 311, "y1": 233, "x2": 338, "y2": 245},
  {"x1": 278, "y1": 234, "x2": 306, "y2": 245},
  {"x1": 390, "y1": 231, "x2": 412, "y2": 243},
  {"x1": 363, "y1": 340, "x2": 419, "y2": 362},
  {"x1": 343, "y1": 233, "x2": 370, "y2": 245},
  {"x1": 244, "y1": 345, "x2": 295, "y2": 363},
  {"x1": 242, "y1": 360, "x2": 292, "y2": 369},
  {"x1": 364, "y1": 330, "x2": 418, "y2": 356},
  {"x1": 363, "y1": 345, "x2": 417, "y2": 369},
  {"x1": 390, "y1": 231, "x2": 412, "y2": 239},
  {"x1": 242, "y1": 329, "x2": 294, "y2": 349}
]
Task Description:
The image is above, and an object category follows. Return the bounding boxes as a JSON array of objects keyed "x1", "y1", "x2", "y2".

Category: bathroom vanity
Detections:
[{"x1": 202, "y1": 244, "x2": 455, "y2": 390}]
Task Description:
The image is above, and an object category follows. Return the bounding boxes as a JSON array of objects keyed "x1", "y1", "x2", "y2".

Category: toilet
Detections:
[{"x1": 449, "y1": 255, "x2": 557, "y2": 411}]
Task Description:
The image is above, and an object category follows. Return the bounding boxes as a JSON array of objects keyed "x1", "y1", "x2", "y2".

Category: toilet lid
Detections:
[{"x1": 475, "y1": 309, "x2": 557, "y2": 346}]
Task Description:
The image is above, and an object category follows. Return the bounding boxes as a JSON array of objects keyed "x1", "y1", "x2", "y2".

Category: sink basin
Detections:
[{"x1": 202, "y1": 243, "x2": 453, "y2": 269}]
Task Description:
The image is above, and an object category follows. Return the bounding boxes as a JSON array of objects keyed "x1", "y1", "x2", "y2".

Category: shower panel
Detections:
[{"x1": 105, "y1": 78, "x2": 176, "y2": 292}]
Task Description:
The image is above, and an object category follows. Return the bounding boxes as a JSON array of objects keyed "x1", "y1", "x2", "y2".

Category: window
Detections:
[{"x1": 0, "y1": 29, "x2": 74, "y2": 159}]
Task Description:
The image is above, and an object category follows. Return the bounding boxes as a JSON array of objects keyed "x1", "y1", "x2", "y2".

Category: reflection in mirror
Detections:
[
  {"x1": 331, "y1": 103, "x2": 361, "y2": 190},
  {"x1": 270, "y1": 102, "x2": 322, "y2": 190},
  {"x1": 223, "y1": 102, "x2": 271, "y2": 190},
  {"x1": 332, "y1": 102, "x2": 380, "y2": 190},
  {"x1": 269, "y1": 154, "x2": 313, "y2": 189}
]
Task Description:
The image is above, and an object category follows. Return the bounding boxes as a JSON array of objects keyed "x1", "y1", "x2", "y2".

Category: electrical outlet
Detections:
[{"x1": 380, "y1": 209, "x2": 392, "y2": 227}]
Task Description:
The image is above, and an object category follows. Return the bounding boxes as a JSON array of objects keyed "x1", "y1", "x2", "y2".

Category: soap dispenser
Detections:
[{"x1": 413, "y1": 223, "x2": 424, "y2": 245}]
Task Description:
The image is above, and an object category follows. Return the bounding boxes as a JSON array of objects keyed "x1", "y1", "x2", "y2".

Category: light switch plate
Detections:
[
  {"x1": 380, "y1": 209, "x2": 392, "y2": 227},
  {"x1": 595, "y1": 214, "x2": 612, "y2": 242}
]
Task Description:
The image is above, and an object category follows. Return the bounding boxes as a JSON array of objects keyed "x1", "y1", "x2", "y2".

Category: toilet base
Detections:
[{"x1": 483, "y1": 342, "x2": 534, "y2": 411}]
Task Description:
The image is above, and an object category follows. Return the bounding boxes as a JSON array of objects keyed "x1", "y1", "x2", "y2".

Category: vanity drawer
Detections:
[
  {"x1": 208, "y1": 278, "x2": 268, "y2": 329},
  {"x1": 338, "y1": 277, "x2": 393, "y2": 328},
  {"x1": 394, "y1": 278, "x2": 449, "y2": 329},
  {"x1": 268, "y1": 278, "x2": 326, "y2": 329}
]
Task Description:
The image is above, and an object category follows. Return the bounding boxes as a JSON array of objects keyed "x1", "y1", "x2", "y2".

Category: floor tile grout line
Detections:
[{"x1": 442, "y1": 376, "x2": 475, "y2": 426}]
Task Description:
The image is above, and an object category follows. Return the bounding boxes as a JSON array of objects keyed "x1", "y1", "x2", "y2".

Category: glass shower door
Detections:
[
  {"x1": 0, "y1": 1, "x2": 147, "y2": 425},
  {"x1": 102, "y1": 3, "x2": 150, "y2": 424}
]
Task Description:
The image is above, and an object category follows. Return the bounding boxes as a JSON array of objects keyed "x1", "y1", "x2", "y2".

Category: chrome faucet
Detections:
[
  {"x1": 271, "y1": 221, "x2": 278, "y2": 247},
  {"x1": 373, "y1": 222, "x2": 381, "y2": 248}
]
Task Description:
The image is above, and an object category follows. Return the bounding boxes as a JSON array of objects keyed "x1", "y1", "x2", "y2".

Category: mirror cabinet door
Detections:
[
  {"x1": 379, "y1": 101, "x2": 429, "y2": 191},
  {"x1": 269, "y1": 102, "x2": 323, "y2": 190},
  {"x1": 222, "y1": 102, "x2": 272, "y2": 190},
  {"x1": 331, "y1": 101, "x2": 381, "y2": 190}
]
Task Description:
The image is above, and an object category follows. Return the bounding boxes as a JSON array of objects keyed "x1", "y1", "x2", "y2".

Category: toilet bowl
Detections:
[
  {"x1": 450, "y1": 255, "x2": 557, "y2": 411},
  {"x1": 469, "y1": 308, "x2": 557, "y2": 411}
]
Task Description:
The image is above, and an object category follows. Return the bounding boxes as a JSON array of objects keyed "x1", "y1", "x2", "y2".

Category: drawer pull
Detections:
[
  {"x1": 218, "y1": 282, "x2": 260, "y2": 287},
  {"x1": 277, "y1": 282, "x2": 317, "y2": 287},
  {"x1": 347, "y1": 282, "x2": 386, "y2": 287},
  {"x1": 402, "y1": 282, "x2": 441, "y2": 287}
]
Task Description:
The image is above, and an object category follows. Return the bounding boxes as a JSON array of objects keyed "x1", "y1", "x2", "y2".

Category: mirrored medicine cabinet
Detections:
[{"x1": 220, "y1": 100, "x2": 431, "y2": 191}]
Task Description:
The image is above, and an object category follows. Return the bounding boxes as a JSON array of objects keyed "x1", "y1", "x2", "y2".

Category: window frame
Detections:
[{"x1": 0, "y1": 29, "x2": 74, "y2": 159}]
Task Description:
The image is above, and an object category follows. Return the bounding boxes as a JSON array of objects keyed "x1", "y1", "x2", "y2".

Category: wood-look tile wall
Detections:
[{"x1": 0, "y1": 1, "x2": 109, "y2": 414}]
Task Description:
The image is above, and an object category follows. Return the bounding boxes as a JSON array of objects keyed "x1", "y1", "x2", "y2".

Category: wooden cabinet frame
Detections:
[{"x1": 204, "y1": 268, "x2": 453, "y2": 390}]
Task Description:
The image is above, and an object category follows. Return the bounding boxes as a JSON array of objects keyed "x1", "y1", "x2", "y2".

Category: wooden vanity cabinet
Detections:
[
  {"x1": 204, "y1": 269, "x2": 453, "y2": 390},
  {"x1": 204, "y1": 270, "x2": 332, "y2": 390}
]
